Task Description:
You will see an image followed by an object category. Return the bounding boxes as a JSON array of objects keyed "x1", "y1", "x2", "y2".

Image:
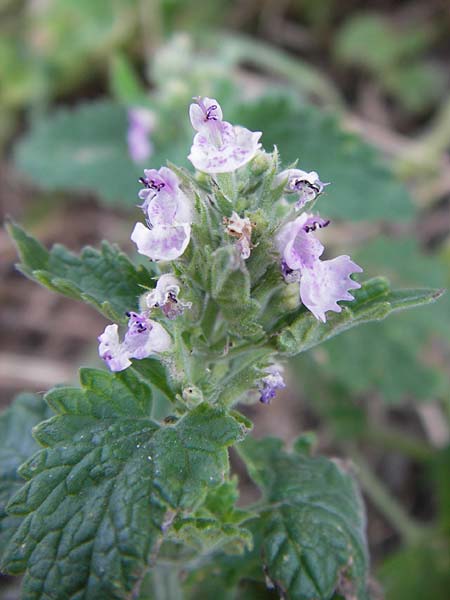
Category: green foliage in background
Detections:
[
  {"x1": 1, "y1": 4, "x2": 450, "y2": 599},
  {"x1": 334, "y1": 13, "x2": 446, "y2": 113}
]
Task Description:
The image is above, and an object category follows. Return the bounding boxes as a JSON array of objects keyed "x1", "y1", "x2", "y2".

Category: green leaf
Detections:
[
  {"x1": 235, "y1": 95, "x2": 414, "y2": 221},
  {"x1": 384, "y1": 62, "x2": 445, "y2": 113},
  {"x1": 298, "y1": 318, "x2": 446, "y2": 404},
  {"x1": 182, "y1": 525, "x2": 277, "y2": 600},
  {"x1": 1, "y1": 368, "x2": 248, "y2": 600},
  {"x1": 169, "y1": 515, "x2": 252, "y2": 557},
  {"x1": 8, "y1": 222, "x2": 154, "y2": 322},
  {"x1": 354, "y1": 237, "x2": 450, "y2": 336},
  {"x1": 130, "y1": 359, "x2": 177, "y2": 402},
  {"x1": 0, "y1": 394, "x2": 51, "y2": 561},
  {"x1": 379, "y1": 542, "x2": 450, "y2": 600},
  {"x1": 238, "y1": 437, "x2": 369, "y2": 600},
  {"x1": 15, "y1": 100, "x2": 142, "y2": 205},
  {"x1": 334, "y1": 13, "x2": 435, "y2": 72},
  {"x1": 275, "y1": 277, "x2": 443, "y2": 356},
  {"x1": 203, "y1": 478, "x2": 247, "y2": 524},
  {"x1": 168, "y1": 478, "x2": 252, "y2": 557}
]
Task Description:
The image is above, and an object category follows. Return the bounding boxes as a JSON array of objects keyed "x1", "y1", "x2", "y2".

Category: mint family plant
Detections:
[{"x1": 0, "y1": 97, "x2": 443, "y2": 600}]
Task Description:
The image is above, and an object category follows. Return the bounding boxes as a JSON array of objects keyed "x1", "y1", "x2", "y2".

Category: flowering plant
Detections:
[{"x1": 0, "y1": 98, "x2": 441, "y2": 600}]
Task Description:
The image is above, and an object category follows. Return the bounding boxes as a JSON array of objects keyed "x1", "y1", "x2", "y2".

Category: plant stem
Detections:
[
  {"x1": 364, "y1": 426, "x2": 433, "y2": 463},
  {"x1": 172, "y1": 324, "x2": 193, "y2": 385},
  {"x1": 417, "y1": 95, "x2": 450, "y2": 159},
  {"x1": 347, "y1": 447, "x2": 429, "y2": 546},
  {"x1": 204, "y1": 32, "x2": 343, "y2": 107}
]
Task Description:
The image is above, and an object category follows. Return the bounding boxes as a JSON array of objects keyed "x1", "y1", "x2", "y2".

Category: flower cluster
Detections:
[
  {"x1": 100, "y1": 97, "x2": 265, "y2": 372},
  {"x1": 100, "y1": 95, "x2": 362, "y2": 406}
]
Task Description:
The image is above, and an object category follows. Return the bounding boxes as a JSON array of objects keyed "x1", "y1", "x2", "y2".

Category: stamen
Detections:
[
  {"x1": 205, "y1": 105, "x2": 218, "y2": 120},
  {"x1": 150, "y1": 180, "x2": 165, "y2": 191},
  {"x1": 293, "y1": 179, "x2": 320, "y2": 194},
  {"x1": 304, "y1": 219, "x2": 330, "y2": 233},
  {"x1": 138, "y1": 177, "x2": 165, "y2": 192}
]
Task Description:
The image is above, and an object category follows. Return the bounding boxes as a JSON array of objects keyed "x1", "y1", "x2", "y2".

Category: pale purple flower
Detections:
[
  {"x1": 278, "y1": 168, "x2": 329, "y2": 209},
  {"x1": 98, "y1": 311, "x2": 171, "y2": 372},
  {"x1": 276, "y1": 213, "x2": 362, "y2": 322},
  {"x1": 188, "y1": 97, "x2": 262, "y2": 173},
  {"x1": 276, "y1": 213, "x2": 329, "y2": 271},
  {"x1": 189, "y1": 97, "x2": 223, "y2": 130},
  {"x1": 299, "y1": 257, "x2": 363, "y2": 323},
  {"x1": 131, "y1": 223, "x2": 191, "y2": 262},
  {"x1": 259, "y1": 365, "x2": 286, "y2": 404},
  {"x1": 137, "y1": 167, "x2": 180, "y2": 213},
  {"x1": 127, "y1": 107, "x2": 156, "y2": 163},
  {"x1": 123, "y1": 311, "x2": 172, "y2": 357},
  {"x1": 131, "y1": 167, "x2": 192, "y2": 261},
  {"x1": 224, "y1": 211, "x2": 253, "y2": 259},
  {"x1": 98, "y1": 324, "x2": 132, "y2": 372},
  {"x1": 146, "y1": 273, "x2": 192, "y2": 319}
]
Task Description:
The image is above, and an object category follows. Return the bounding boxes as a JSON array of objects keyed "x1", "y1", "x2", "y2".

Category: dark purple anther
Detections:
[
  {"x1": 126, "y1": 311, "x2": 150, "y2": 335},
  {"x1": 303, "y1": 218, "x2": 330, "y2": 233},
  {"x1": 281, "y1": 260, "x2": 301, "y2": 283},
  {"x1": 293, "y1": 179, "x2": 320, "y2": 194},
  {"x1": 139, "y1": 177, "x2": 165, "y2": 192},
  {"x1": 205, "y1": 104, "x2": 218, "y2": 120}
]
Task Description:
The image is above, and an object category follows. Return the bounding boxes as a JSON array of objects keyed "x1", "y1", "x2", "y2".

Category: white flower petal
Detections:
[
  {"x1": 98, "y1": 324, "x2": 132, "y2": 372},
  {"x1": 131, "y1": 222, "x2": 191, "y2": 261}
]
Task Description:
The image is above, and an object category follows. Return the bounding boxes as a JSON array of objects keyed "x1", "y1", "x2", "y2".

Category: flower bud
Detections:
[{"x1": 250, "y1": 151, "x2": 272, "y2": 176}]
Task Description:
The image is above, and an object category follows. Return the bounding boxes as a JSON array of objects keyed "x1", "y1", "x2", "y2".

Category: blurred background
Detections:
[{"x1": 1, "y1": 1, "x2": 450, "y2": 598}]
